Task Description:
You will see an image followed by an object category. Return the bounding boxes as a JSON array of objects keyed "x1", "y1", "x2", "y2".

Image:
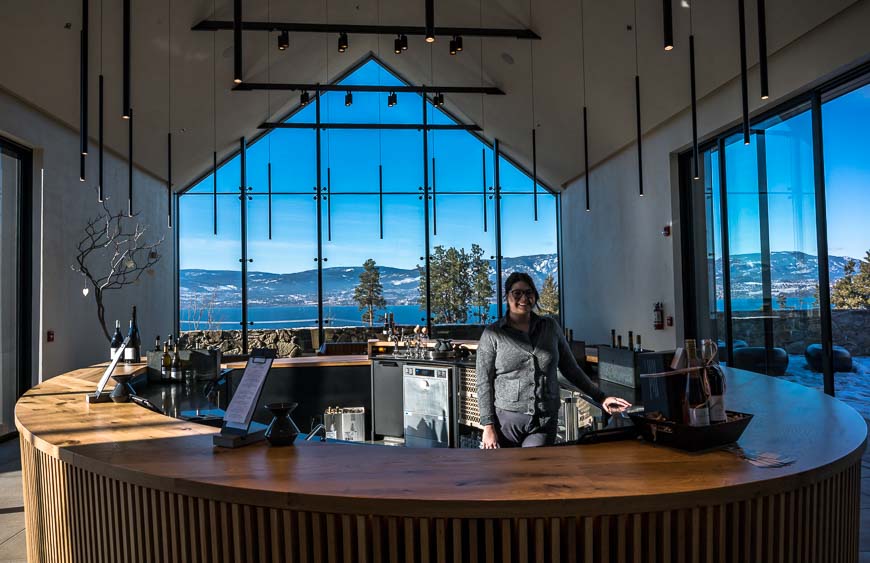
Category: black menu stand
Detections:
[{"x1": 213, "y1": 349, "x2": 276, "y2": 448}]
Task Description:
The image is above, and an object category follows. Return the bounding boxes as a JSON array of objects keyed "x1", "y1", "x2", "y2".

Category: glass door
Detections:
[{"x1": 0, "y1": 139, "x2": 27, "y2": 437}]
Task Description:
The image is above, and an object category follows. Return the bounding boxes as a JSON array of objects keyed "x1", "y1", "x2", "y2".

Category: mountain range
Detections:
[
  {"x1": 180, "y1": 250, "x2": 859, "y2": 308},
  {"x1": 181, "y1": 254, "x2": 559, "y2": 308}
]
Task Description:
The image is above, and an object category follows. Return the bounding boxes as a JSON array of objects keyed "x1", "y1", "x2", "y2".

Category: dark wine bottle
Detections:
[
  {"x1": 153, "y1": 335, "x2": 161, "y2": 352},
  {"x1": 161, "y1": 342, "x2": 171, "y2": 381},
  {"x1": 628, "y1": 331, "x2": 634, "y2": 352},
  {"x1": 702, "y1": 339, "x2": 726, "y2": 423},
  {"x1": 617, "y1": 334, "x2": 623, "y2": 349},
  {"x1": 611, "y1": 329, "x2": 616, "y2": 348},
  {"x1": 171, "y1": 342, "x2": 182, "y2": 381},
  {"x1": 684, "y1": 339, "x2": 710, "y2": 426},
  {"x1": 124, "y1": 306, "x2": 141, "y2": 364},
  {"x1": 635, "y1": 334, "x2": 642, "y2": 352},
  {"x1": 110, "y1": 320, "x2": 124, "y2": 360}
]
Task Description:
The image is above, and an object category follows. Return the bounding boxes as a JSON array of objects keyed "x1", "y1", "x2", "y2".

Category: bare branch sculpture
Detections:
[{"x1": 71, "y1": 193, "x2": 165, "y2": 341}]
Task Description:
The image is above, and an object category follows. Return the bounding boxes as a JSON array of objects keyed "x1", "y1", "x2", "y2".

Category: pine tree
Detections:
[
  {"x1": 831, "y1": 251, "x2": 870, "y2": 309},
  {"x1": 469, "y1": 244, "x2": 494, "y2": 323},
  {"x1": 353, "y1": 259, "x2": 387, "y2": 326},
  {"x1": 419, "y1": 245, "x2": 474, "y2": 324},
  {"x1": 538, "y1": 274, "x2": 560, "y2": 317}
]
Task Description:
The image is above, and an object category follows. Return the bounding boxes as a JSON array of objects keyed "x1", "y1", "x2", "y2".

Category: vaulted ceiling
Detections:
[{"x1": 0, "y1": 0, "x2": 859, "y2": 193}]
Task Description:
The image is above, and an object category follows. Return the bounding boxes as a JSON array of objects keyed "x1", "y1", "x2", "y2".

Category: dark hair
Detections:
[{"x1": 504, "y1": 272, "x2": 539, "y2": 307}]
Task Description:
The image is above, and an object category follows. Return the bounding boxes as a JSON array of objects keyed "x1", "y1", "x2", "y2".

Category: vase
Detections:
[{"x1": 265, "y1": 402, "x2": 300, "y2": 446}]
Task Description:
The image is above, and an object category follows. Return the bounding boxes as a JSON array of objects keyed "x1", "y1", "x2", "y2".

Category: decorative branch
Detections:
[{"x1": 72, "y1": 190, "x2": 165, "y2": 341}]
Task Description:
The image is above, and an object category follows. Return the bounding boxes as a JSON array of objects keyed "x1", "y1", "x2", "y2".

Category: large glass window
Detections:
[
  {"x1": 178, "y1": 58, "x2": 559, "y2": 354},
  {"x1": 685, "y1": 68, "x2": 870, "y2": 405}
]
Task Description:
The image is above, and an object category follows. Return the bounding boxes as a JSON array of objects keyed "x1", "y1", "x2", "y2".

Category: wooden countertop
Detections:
[
  {"x1": 15, "y1": 364, "x2": 866, "y2": 518},
  {"x1": 223, "y1": 355, "x2": 371, "y2": 369}
]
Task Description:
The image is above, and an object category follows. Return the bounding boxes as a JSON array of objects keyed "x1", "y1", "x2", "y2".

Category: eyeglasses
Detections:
[{"x1": 509, "y1": 289, "x2": 536, "y2": 300}]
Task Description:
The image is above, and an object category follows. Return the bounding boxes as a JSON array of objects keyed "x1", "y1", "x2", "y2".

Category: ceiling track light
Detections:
[
  {"x1": 454, "y1": 35, "x2": 462, "y2": 51},
  {"x1": 278, "y1": 30, "x2": 289, "y2": 50},
  {"x1": 394, "y1": 36, "x2": 402, "y2": 54},
  {"x1": 449, "y1": 38, "x2": 457, "y2": 55},
  {"x1": 401, "y1": 34, "x2": 408, "y2": 50},
  {"x1": 387, "y1": 91, "x2": 397, "y2": 107},
  {"x1": 433, "y1": 92, "x2": 444, "y2": 106},
  {"x1": 337, "y1": 31, "x2": 348, "y2": 53},
  {"x1": 425, "y1": 0, "x2": 435, "y2": 42},
  {"x1": 662, "y1": 0, "x2": 674, "y2": 51},
  {"x1": 345, "y1": 91, "x2": 353, "y2": 106},
  {"x1": 300, "y1": 90, "x2": 310, "y2": 106}
]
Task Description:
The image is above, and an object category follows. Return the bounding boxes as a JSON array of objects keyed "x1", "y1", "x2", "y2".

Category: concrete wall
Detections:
[
  {"x1": 0, "y1": 87, "x2": 175, "y2": 383},
  {"x1": 561, "y1": 0, "x2": 870, "y2": 351}
]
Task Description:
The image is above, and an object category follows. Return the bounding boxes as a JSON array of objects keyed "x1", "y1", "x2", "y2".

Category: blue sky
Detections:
[{"x1": 180, "y1": 59, "x2": 557, "y2": 274}]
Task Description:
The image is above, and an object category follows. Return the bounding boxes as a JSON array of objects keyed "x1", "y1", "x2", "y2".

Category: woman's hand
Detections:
[
  {"x1": 481, "y1": 425, "x2": 499, "y2": 449},
  {"x1": 602, "y1": 397, "x2": 632, "y2": 414}
]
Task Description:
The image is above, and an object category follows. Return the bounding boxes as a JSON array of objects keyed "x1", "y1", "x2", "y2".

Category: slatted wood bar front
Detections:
[{"x1": 15, "y1": 363, "x2": 866, "y2": 563}]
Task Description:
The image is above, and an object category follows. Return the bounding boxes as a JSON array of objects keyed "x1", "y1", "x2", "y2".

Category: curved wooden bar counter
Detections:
[{"x1": 16, "y1": 362, "x2": 866, "y2": 563}]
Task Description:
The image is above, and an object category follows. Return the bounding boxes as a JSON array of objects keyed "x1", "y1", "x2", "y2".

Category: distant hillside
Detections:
[
  {"x1": 181, "y1": 254, "x2": 559, "y2": 307},
  {"x1": 716, "y1": 251, "x2": 855, "y2": 299}
]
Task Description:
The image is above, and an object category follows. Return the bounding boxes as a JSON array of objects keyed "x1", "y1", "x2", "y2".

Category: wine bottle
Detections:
[
  {"x1": 635, "y1": 334, "x2": 642, "y2": 352},
  {"x1": 110, "y1": 320, "x2": 123, "y2": 360},
  {"x1": 153, "y1": 335, "x2": 161, "y2": 352},
  {"x1": 611, "y1": 329, "x2": 616, "y2": 348},
  {"x1": 124, "y1": 306, "x2": 141, "y2": 364},
  {"x1": 617, "y1": 334, "x2": 623, "y2": 349},
  {"x1": 684, "y1": 339, "x2": 710, "y2": 426},
  {"x1": 702, "y1": 339, "x2": 727, "y2": 423},
  {"x1": 161, "y1": 342, "x2": 171, "y2": 381},
  {"x1": 170, "y1": 342, "x2": 181, "y2": 381},
  {"x1": 628, "y1": 331, "x2": 634, "y2": 352}
]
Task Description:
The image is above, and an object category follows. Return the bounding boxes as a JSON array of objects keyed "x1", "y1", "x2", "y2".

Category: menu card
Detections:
[{"x1": 223, "y1": 356, "x2": 272, "y2": 432}]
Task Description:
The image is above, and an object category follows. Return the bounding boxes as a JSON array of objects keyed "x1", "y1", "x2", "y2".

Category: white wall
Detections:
[
  {"x1": 561, "y1": 0, "x2": 870, "y2": 350},
  {"x1": 0, "y1": 88, "x2": 175, "y2": 382}
]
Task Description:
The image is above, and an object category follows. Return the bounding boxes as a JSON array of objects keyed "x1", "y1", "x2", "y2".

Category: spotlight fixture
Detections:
[
  {"x1": 387, "y1": 91, "x2": 397, "y2": 107},
  {"x1": 345, "y1": 91, "x2": 353, "y2": 107},
  {"x1": 300, "y1": 90, "x2": 310, "y2": 106},
  {"x1": 401, "y1": 34, "x2": 408, "y2": 50},
  {"x1": 233, "y1": 0, "x2": 242, "y2": 83},
  {"x1": 337, "y1": 32, "x2": 348, "y2": 53},
  {"x1": 433, "y1": 92, "x2": 444, "y2": 106},
  {"x1": 394, "y1": 36, "x2": 402, "y2": 54},
  {"x1": 662, "y1": 0, "x2": 674, "y2": 51},
  {"x1": 454, "y1": 35, "x2": 463, "y2": 51},
  {"x1": 425, "y1": 0, "x2": 435, "y2": 42},
  {"x1": 278, "y1": 30, "x2": 289, "y2": 50},
  {"x1": 449, "y1": 38, "x2": 457, "y2": 55}
]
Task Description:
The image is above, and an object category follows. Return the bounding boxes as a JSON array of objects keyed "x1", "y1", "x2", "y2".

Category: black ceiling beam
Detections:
[
  {"x1": 259, "y1": 122, "x2": 482, "y2": 131},
  {"x1": 191, "y1": 20, "x2": 540, "y2": 40},
  {"x1": 235, "y1": 83, "x2": 504, "y2": 95}
]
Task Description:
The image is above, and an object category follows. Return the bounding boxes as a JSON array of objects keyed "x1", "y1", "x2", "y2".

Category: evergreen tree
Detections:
[
  {"x1": 419, "y1": 245, "x2": 473, "y2": 324},
  {"x1": 469, "y1": 244, "x2": 494, "y2": 323},
  {"x1": 538, "y1": 274, "x2": 560, "y2": 317},
  {"x1": 353, "y1": 259, "x2": 387, "y2": 326},
  {"x1": 831, "y1": 251, "x2": 870, "y2": 309}
]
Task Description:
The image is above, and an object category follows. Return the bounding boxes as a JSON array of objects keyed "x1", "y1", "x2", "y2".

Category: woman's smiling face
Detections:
[{"x1": 507, "y1": 280, "x2": 536, "y2": 315}]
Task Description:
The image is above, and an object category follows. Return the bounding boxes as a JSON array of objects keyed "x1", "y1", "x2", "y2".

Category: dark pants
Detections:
[{"x1": 494, "y1": 408, "x2": 557, "y2": 447}]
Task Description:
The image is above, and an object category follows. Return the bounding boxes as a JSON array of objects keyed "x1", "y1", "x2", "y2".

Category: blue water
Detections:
[
  {"x1": 180, "y1": 304, "x2": 502, "y2": 330},
  {"x1": 718, "y1": 297, "x2": 820, "y2": 312}
]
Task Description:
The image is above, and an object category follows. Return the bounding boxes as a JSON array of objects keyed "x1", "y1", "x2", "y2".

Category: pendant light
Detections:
[
  {"x1": 166, "y1": 0, "x2": 172, "y2": 229},
  {"x1": 122, "y1": 0, "x2": 131, "y2": 118},
  {"x1": 212, "y1": 0, "x2": 218, "y2": 235},
  {"x1": 98, "y1": 0, "x2": 104, "y2": 201},
  {"x1": 529, "y1": 0, "x2": 538, "y2": 220},
  {"x1": 737, "y1": 0, "x2": 750, "y2": 145},
  {"x1": 337, "y1": 31, "x2": 348, "y2": 53},
  {"x1": 662, "y1": 0, "x2": 674, "y2": 51},
  {"x1": 633, "y1": 0, "x2": 643, "y2": 196},
  {"x1": 425, "y1": 0, "x2": 435, "y2": 42},
  {"x1": 80, "y1": 0, "x2": 88, "y2": 162},
  {"x1": 266, "y1": 0, "x2": 273, "y2": 240},
  {"x1": 479, "y1": 0, "x2": 487, "y2": 232},
  {"x1": 689, "y1": 1, "x2": 700, "y2": 180},
  {"x1": 233, "y1": 0, "x2": 242, "y2": 83},
  {"x1": 128, "y1": 107, "x2": 134, "y2": 216},
  {"x1": 757, "y1": 0, "x2": 769, "y2": 99},
  {"x1": 579, "y1": 0, "x2": 590, "y2": 211},
  {"x1": 278, "y1": 30, "x2": 289, "y2": 50}
]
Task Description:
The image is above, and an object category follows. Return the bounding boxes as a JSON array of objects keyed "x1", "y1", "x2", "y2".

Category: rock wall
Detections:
[{"x1": 723, "y1": 309, "x2": 870, "y2": 356}]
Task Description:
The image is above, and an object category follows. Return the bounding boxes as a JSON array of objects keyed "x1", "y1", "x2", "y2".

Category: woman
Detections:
[{"x1": 476, "y1": 272, "x2": 631, "y2": 448}]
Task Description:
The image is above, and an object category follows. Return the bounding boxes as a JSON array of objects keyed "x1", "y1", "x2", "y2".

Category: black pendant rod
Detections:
[
  {"x1": 192, "y1": 20, "x2": 541, "y2": 40},
  {"x1": 98, "y1": 74, "x2": 104, "y2": 201},
  {"x1": 532, "y1": 128, "x2": 538, "y2": 218},
  {"x1": 233, "y1": 0, "x2": 242, "y2": 83},
  {"x1": 432, "y1": 157, "x2": 437, "y2": 236},
  {"x1": 583, "y1": 106, "x2": 590, "y2": 212},
  {"x1": 737, "y1": 0, "x2": 750, "y2": 145},
  {"x1": 315, "y1": 89, "x2": 324, "y2": 342},
  {"x1": 267, "y1": 162, "x2": 273, "y2": 240},
  {"x1": 80, "y1": 0, "x2": 88, "y2": 157},
  {"x1": 662, "y1": 0, "x2": 674, "y2": 51},
  {"x1": 167, "y1": 132, "x2": 172, "y2": 228},
  {"x1": 378, "y1": 164, "x2": 384, "y2": 240},
  {"x1": 425, "y1": 0, "x2": 435, "y2": 42},
  {"x1": 690, "y1": 34, "x2": 700, "y2": 180},
  {"x1": 326, "y1": 167, "x2": 332, "y2": 242},
  {"x1": 493, "y1": 139, "x2": 503, "y2": 317},
  {"x1": 482, "y1": 148, "x2": 488, "y2": 233},
  {"x1": 635, "y1": 76, "x2": 644, "y2": 196},
  {"x1": 757, "y1": 0, "x2": 769, "y2": 100},
  {"x1": 212, "y1": 151, "x2": 217, "y2": 235},
  {"x1": 422, "y1": 89, "x2": 432, "y2": 333},
  {"x1": 128, "y1": 108, "x2": 133, "y2": 216},
  {"x1": 122, "y1": 0, "x2": 131, "y2": 119},
  {"x1": 236, "y1": 83, "x2": 503, "y2": 95},
  {"x1": 260, "y1": 122, "x2": 481, "y2": 131},
  {"x1": 239, "y1": 137, "x2": 249, "y2": 353}
]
